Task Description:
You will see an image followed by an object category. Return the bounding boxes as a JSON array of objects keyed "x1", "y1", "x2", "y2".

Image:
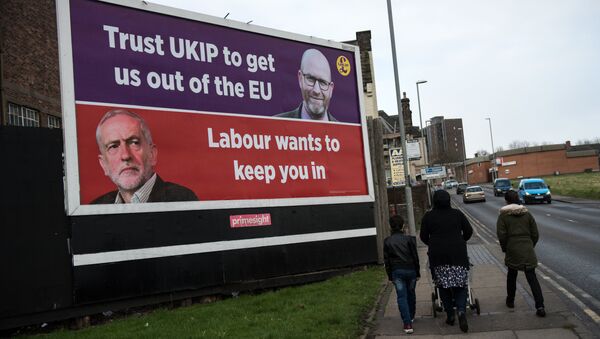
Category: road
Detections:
[{"x1": 447, "y1": 186, "x2": 600, "y2": 323}]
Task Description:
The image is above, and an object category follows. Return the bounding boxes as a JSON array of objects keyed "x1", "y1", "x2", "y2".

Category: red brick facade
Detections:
[
  {"x1": 0, "y1": 0, "x2": 61, "y2": 126},
  {"x1": 466, "y1": 146, "x2": 599, "y2": 184}
]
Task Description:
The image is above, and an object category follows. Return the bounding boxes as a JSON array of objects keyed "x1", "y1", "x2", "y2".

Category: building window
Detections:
[
  {"x1": 48, "y1": 115, "x2": 62, "y2": 129},
  {"x1": 8, "y1": 103, "x2": 40, "y2": 127}
]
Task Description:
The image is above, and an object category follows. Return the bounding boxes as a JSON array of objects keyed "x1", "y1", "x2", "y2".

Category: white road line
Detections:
[
  {"x1": 452, "y1": 200, "x2": 600, "y2": 325},
  {"x1": 538, "y1": 263, "x2": 600, "y2": 311},
  {"x1": 537, "y1": 270, "x2": 600, "y2": 324}
]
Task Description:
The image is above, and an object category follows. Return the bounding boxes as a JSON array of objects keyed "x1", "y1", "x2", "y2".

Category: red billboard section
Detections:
[{"x1": 76, "y1": 103, "x2": 368, "y2": 204}]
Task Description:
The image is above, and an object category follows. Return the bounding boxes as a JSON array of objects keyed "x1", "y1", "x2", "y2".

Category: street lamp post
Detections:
[
  {"x1": 386, "y1": 0, "x2": 416, "y2": 236},
  {"x1": 485, "y1": 117, "x2": 496, "y2": 182},
  {"x1": 416, "y1": 80, "x2": 431, "y2": 207},
  {"x1": 416, "y1": 80, "x2": 427, "y2": 131}
]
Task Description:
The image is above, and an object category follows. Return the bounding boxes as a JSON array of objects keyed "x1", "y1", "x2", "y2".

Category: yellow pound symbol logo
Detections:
[{"x1": 336, "y1": 56, "x2": 351, "y2": 76}]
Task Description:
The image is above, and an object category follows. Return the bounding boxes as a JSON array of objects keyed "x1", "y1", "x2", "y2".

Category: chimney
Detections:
[
  {"x1": 401, "y1": 92, "x2": 413, "y2": 129},
  {"x1": 566, "y1": 140, "x2": 571, "y2": 148}
]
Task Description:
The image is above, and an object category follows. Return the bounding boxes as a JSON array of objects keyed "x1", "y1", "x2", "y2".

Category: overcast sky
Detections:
[{"x1": 152, "y1": 0, "x2": 600, "y2": 157}]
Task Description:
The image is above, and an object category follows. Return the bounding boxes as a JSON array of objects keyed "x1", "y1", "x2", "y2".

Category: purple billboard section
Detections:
[{"x1": 69, "y1": 0, "x2": 361, "y2": 124}]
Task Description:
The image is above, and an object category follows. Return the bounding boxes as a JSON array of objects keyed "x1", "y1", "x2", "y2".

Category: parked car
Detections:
[
  {"x1": 463, "y1": 185, "x2": 486, "y2": 203},
  {"x1": 444, "y1": 179, "x2": 458, "y2": 189},
  {"x1": 456, "y1": 182, "x2": 468, "y2": 195},
  {"x1": 518, "y1": 178, "x2": 551, "y2": 204},
  {"x1": 493, "y1": 178, "x2": 512, "y2": 196}
]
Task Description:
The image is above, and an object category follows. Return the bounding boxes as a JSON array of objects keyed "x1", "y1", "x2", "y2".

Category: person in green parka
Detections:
[{"x1": 496, "y1": 190, "x2": 546, "y2": 317}]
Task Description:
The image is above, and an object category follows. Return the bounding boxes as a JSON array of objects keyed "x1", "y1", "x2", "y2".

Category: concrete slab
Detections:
[
  {"x1": 473, "y1": 287, "x2": 531, "y2": 313},
  {"x1": 535, "y1": 288, "x2": 569, "y2": 313},
  {"x1": 470, "y1": 268, "x2": 507, "y2": 288},
  {"x1": 515, "y1": 328, "x2": 578, "y2": 339}
]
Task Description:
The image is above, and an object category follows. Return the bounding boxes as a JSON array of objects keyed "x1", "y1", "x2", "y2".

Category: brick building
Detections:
[
  {"x1": 0, "y1": 0, "x2": 62, "y2": 128},
  {"x1": 465, "y1": 143, "x2": 599, "y2": 184},
  {"x1": 345, "y1": 31, "x2": 378, "y2": 118},
  {"x1": 425, "y1": 116, "x2": 465, "y2": 165}
]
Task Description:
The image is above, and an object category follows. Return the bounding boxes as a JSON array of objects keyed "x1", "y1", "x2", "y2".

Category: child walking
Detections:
[{"x1": 384, "y1": 215, "x2": 420, "y2": 334}]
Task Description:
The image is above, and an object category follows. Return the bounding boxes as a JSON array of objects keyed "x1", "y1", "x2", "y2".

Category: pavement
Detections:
[
  {"x1": 367, "y1": 242, "x2": 599, "y2": 338},
  {"x1": 551, "y1": 194, "x2": 600, "y2": 205}
]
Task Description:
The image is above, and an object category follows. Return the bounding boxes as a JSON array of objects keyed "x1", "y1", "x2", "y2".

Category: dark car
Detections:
[
  {"x1": 493, "y1": 178, "x2": 512, "y2": 196},
  {"x1": 456, "y1": 182, "x2": 468, "y2": 195}
]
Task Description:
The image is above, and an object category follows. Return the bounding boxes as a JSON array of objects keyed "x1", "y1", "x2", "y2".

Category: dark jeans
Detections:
[
  {"x1": 438, "y1": 286, "x2": 467, "y2": 314},
  {"x1": 507, "y1": 267, "x2": 544, "y2": 309},
  {"x1": 391, "y1": 268, "x2": 417, "y2": 325}
]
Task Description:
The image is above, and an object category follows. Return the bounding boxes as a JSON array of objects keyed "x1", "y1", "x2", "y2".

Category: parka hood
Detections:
[
  {"x1": 433, "y1": 190, "x2": 451, "y2": 209},
  {"x1": 499, "y1": 203, "x2": 528, "y2": 216}
]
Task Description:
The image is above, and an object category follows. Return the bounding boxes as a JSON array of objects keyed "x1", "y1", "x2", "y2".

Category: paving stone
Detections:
[{"x1": 515, "y1": 328, "x2": 578, "y2": 339}]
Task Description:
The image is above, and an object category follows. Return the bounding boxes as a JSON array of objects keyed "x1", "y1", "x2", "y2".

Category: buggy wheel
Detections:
[
  {"x1": 431, "y1": 293, "x2": 438, "y2": 318},
  {"x1": 475, "y1": 298, "x2": 481, "y2": 315}
]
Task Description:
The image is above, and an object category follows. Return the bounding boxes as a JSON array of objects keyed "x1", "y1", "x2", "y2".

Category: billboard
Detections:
[
  {"x1": 406, "y1": 139, "x2": 421, "y2": 160},
  {"x1": 389, "y1": 147, "x2": 405, "y2": 187},
  {"x1": 57, "y1": 0, "x2": 374, "y2": 215}
]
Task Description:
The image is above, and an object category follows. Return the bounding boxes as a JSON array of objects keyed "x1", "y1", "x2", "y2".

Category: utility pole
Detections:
[
  {"x1": 485, "y1": 117, "x2": 496, "y2": 182},
  {"x1": 416, "y1": 80, "x2": 431, "y2": 207},
  {"x1": 386, "y1": 0, "x2": 416, "y2": 236}
]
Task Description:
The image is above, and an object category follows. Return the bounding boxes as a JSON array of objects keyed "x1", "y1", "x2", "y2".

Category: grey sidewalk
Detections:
[{"x1": 369, "y1": 243, "x2": 598, "y2": 338}]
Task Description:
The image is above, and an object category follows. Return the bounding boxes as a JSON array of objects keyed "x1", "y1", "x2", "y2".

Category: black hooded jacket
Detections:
[
  {"x1": 419, "y1": 190, "x2": 473, "y2": 268},
  {"x1": 384, "y1": 231, "x2": 420, "y2": 280}
]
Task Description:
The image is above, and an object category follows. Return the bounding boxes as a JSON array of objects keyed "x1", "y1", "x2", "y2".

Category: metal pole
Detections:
[
  {"x1": 462, "y1": 138, "x2": 468, "y2": 183},
  {"x1": 416, "y1": 81, "x2": 427, "y2": 131},
  {"x1": 486, "y1": 117, "x2": 496, "y2": 182},
  {"x1": 386, "y1": 0, "x2": 416, "y2": 236},
  {"x1": 416, "y1": 80, "x2": 431, "y2": 208}
]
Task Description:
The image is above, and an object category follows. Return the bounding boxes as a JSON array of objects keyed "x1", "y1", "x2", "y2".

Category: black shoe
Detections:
[
  {"x1": 445, "y1": 312, "x2": 455, "y2": 326},
  {"x1": 506, "y1": 297, "x2": 515, "y2": 308},
  {"x1": 458, "y1": 311, "x2": 468, "y2": 333},
  {"x1": 536, "y1": 307, "x2": 546, "y2": 317}
]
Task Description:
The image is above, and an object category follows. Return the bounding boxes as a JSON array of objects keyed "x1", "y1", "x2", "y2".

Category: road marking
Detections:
[
  {"x1": 451, "y1": 198, "x2": 600, "y2": 325},
  {"x1": 567, "y1": 219, "x2": 577, "y2": 223},
  {"x1": 537, "y1": 263, "x2": 600, "y2": 324},
  {"x1": 452, "y1": 201, "x2": 494, "y2": 244}
]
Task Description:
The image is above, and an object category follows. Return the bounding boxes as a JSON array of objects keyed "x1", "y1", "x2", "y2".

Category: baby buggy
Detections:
[{"x1": 431, "y1": 263, "x2": 481, "y2": 317}]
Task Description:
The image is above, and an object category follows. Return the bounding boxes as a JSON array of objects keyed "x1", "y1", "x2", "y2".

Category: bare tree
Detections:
[
  {"x1": 576, "y1": 137, "x2": 600, "y2": 145},
  {"x1": 508, "y1": 140, "x2": 531, "y2": 149}
]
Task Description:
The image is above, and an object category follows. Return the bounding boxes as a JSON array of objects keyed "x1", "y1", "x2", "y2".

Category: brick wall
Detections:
[
  {"x1": 1, "y1": 0, "x2": 61, "y2": 126},
  {"x1": 466, "y1": 148, "x2": 598, "y2": 184},
  {"x1": 498, "y1": 149, "x2": 598, "y2": 179},
  {"x1": 467, "y1": 161, "x2": 491, "y2": 184}
]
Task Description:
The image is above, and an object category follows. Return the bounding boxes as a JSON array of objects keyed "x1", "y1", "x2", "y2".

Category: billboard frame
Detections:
[{"x1": 57, "y1": 0, "x2": 374, "y2": 216}]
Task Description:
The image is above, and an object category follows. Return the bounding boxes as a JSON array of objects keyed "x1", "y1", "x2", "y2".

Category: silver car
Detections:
[{"x1": 463, "y1": 185, "x2": 486, "y2": 203}]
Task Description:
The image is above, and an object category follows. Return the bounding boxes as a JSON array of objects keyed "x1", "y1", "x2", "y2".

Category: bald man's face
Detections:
[{"x1": 298, "y1": 55, "x2": 334, "y2": 119}]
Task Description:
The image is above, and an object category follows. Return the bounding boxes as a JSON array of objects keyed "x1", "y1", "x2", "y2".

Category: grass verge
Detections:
[
  {"x1": 29, "y1": 266, "x2": 385, "y2": 339},
  {"x1": 539, "y1": 172, "x2": 600, "y2": 200}
]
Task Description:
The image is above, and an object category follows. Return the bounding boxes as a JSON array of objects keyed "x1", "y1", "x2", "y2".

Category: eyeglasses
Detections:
[{"x1": 301, "y1": 72, "x2": 332, "y2": 91}]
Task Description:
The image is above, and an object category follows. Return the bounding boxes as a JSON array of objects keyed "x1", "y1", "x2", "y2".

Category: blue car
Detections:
[{"x1": 518, "y1": 178, "x2": 551, "y2": 204}]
